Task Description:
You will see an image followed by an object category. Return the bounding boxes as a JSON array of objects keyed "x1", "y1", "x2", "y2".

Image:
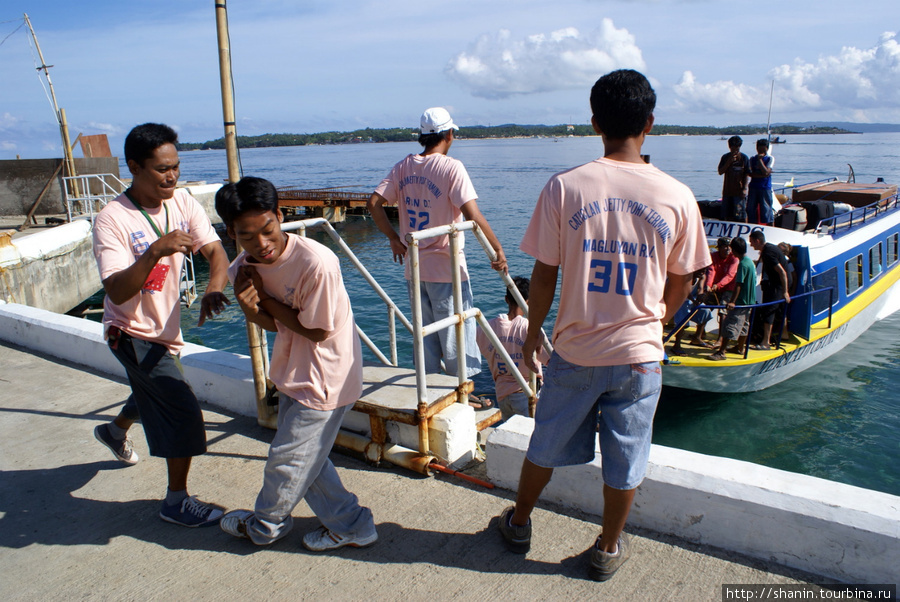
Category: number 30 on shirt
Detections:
[{"x1": 587, "y1": 259, "x2": 637, "y2": 296}]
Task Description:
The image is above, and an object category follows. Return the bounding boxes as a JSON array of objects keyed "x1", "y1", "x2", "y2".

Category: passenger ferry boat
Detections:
[{"x1": 662, "y1": 177, "x2": 900, "y2": 392}]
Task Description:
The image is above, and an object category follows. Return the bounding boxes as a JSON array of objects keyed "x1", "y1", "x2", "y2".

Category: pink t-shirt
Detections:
[
  {"x1": 476, "y1": 314, "x2": 550, "y2": 401},
  {"x1": 374, "y1": 153, "x2": 477, "y2": 282},
  {"x1": 228, "y1": 234, "x2": 363, "y2": 411},
  {"x1": 520, "y1": 157, "x2": 711, "y2": 366},
  {"x1": 92, "y1": 189, "x2": 221, "y2": 354}
]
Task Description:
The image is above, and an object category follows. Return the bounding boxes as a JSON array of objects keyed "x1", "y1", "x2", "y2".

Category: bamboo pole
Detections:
[{"x1": 214, "y1": 0, "x2": 274, "y2": 428}]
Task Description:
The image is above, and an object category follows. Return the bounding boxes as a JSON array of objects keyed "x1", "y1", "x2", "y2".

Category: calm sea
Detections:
[{"x1": 135, "y1": 133, "x2": 900, "y2": 496}]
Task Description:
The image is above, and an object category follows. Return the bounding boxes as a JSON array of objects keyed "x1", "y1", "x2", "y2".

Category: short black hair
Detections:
[
  {"x1": 215, "y1": 176, "x2": 279, "y2": 227},
  {"x1": 757, "y1": 138, "x2": 770, "y2": 149},
  {"x1": 590, "y1": 69, "x2": 656, "y2": 139},
  {"x1": 418, "y1": 130, "x2": 451, "y2": 150},
  {"x1": 124, "y1": 123, "x2": 178, "y2": 165},
  {"x1": 728, "y1": 135, "x2": 743, "y2": 147},
  {"x1": 748, "y1": 229, "x2": 766, "y2": 243},
  {"x1": 730, "y1": 236, "x2": 747, "y2": 256},
  {"x1": 505, "y1": 276, "x2": 530, "y2": 306}
]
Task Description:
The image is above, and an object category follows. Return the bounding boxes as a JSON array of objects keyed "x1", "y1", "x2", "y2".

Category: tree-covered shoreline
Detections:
[{"x1": 177, "y1": 124, "x2": 855, "y2": 151}]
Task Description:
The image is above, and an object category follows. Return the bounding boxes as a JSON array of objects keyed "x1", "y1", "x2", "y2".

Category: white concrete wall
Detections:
[
  {"x1": 487, "y1": 416, "x2": 900, "y2": 586},
  {"x1": 0, "y1": 302, "x2": 475, "y2": 467}
]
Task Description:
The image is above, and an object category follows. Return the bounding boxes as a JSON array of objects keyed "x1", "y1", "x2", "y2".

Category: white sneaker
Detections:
[
  {"x1": 220, "y1": 509, "x2": 254, "y2": 539},
  {"x1": 302, "y1": 526, "x2": 378, "y2": 551}
]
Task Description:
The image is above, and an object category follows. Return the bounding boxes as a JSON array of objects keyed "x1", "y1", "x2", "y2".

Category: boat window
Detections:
[
  {"x1": 869, "y1": 243, "x2": 884, "y2": 280},
  {"x1": 811, "y1": 267, "x2": 838, "y2": 314},
  {"x1": 845, "y1": 255, "x2": 863, "y2": 296},
  {"x1": 888, "y1": 233, "x2": 899, "y2": 266}
]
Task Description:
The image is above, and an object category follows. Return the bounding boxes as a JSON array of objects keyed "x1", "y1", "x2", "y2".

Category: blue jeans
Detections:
[
  {"x1": 526, "y1": 353, "x2": 662, "y2": 490},
  {"x1": 408, "y1": 280, "x2": 481, "y2": 378},
  {"x1": 246, "y1": 395, "x2": 376, "y2": 545},
  {"x1": 721, "y1": 195, "x2": 747, "y2": 222},
  {"x1": 747, "y1": 188, "x2": 774, "y2": 224}
]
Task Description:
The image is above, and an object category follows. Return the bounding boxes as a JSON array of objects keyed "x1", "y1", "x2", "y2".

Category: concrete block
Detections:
[{"x1": 486, "y1": 417, "x2": 900, "y2": 586}]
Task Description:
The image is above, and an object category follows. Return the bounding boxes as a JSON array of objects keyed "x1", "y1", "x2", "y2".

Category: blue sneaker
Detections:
[{"x1": 159, "y1": 496, "x2": 223, "y2": 528}]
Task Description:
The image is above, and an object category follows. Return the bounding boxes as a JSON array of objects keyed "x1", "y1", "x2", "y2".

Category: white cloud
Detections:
[
  {"x1": 673, "y1": 32, "x2": 900, "y2": 116},
  {"x1": 446, "y1": 19, "x2": 646, "y2": 99},
  {"x1": 0, "y1": 141, "x2": 17, "y2": 151}
]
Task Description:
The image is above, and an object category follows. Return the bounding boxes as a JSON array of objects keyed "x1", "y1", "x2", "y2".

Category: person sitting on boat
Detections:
[
  {"x1": 476, "y1": 276, "x2": 550, "y2": 420},
  {"x1": 494, "y1": 69, "x2": 710, "y2": 582},
  {"x1": 749, "y1": 229, "x2": 791, "y2": 350},
  {"x1": 670, "y1": 269, "x2": 712, "y2": 354},
  {"x1": 747, "y1": 139, "x2": 775, "y2": 225},
  {"x1": 91, "y1": 122, "x2": 231, "y2": 527},
  {"x1": 717, "y1": 136, "x2": 751, "y2": 222},
  {"x1": 367, "y1": 107, "x2": 507, "y2": 409},
  {"x1": 710, "y1": 236, "x2": 757, "y2": 360},
  {"x1": 707, "y1": 236, "x2": 739, "y2": 304},
  {"x1": 215, "y1": 177, "x2": 378, "y2": 551}
]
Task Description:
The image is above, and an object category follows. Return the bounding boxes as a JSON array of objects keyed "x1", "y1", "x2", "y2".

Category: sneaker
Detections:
[
  {"x1": 497, "y1": 506, "x2": 531, "y2": 554},
  {"x1": 159, "y1": 496, "x2": 224, "y2": 528},
  {"x1": 220, "y1": 509, "x2": 254, "y2": 539},
  {"x1": 94, "y1": 424, "x2": 139, "y2": 466},
  {"x1": 302, "y1": 526, "x2": 378, "y2": 552},
  {"x1": 588, "y1": 533, "x2": 631, "y2": 582}
]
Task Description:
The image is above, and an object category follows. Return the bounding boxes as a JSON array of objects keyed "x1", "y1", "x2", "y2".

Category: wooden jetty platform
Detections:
[{"x1": 277, "y1": 186, "x2": 397, "y2": 222}]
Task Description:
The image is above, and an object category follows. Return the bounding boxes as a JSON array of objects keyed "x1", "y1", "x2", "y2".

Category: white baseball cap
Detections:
[{"x1": 420, "y1": 107, "x2": 459, "y2": 134}]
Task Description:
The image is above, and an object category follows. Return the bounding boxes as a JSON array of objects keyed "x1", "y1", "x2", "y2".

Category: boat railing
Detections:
[
  {"x1": 664, "y1": 286, "x2": 835, "y2": 360},
  {"x1": 773, "y1": 177, "x2": 836, "y2": 197},
  {"x1": 815, "y1": 191, "x2": 900, "y2": 236}
]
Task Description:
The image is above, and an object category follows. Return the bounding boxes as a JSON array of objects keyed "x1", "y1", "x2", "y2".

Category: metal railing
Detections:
[
  {"x1": 62, "y1": 173, "x2": 127, "y2": 222},
  {"x1": 664, "y1": 286, "x2": 835, "y2": 359},
  {"x1": 282, "y1": 217, "x2": 554, "y2": 453},
  {"x1": 815, "y1": 192, "x2": 900, "y2": 236}
]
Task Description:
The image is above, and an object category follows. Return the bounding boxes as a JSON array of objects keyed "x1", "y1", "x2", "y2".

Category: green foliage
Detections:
[{"x1": 176, "y1": 124, "x2": 855, "y2": 151}]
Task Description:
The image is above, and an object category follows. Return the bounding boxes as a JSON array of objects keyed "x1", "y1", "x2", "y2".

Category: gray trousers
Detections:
[{"x1": 246, "y1": 394, "x2": 375, "y2": 545}]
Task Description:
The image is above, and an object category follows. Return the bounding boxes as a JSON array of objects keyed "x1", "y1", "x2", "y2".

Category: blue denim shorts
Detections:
[{"x1": 526, "y1": 353, "x2": 662, "y2": 490}]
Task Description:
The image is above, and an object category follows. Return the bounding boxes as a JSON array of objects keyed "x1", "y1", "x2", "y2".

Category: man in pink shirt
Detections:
[
  {"x1": 495, "y1": 71, "x2": 711, "y2": 581},
  {"x1": 367, "y1": 108, "x2": 507, "y2": 400},
  {"x1": 92, "y1": 123, "x2": 230, "y2": 527},
  {"x1": 216, "y1": 177, "x2": 376, "y2": 550},
  {"x1": 476, "y1": 276, "x2": 550, "y2": 420}
]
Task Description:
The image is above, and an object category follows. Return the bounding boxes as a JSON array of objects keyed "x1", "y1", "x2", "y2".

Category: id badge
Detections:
[{"x1": 143, "y1": 262, "x2": 170, "y2": 292}]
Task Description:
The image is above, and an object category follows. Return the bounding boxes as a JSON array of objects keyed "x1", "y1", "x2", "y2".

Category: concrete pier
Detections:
[{"x1": 0, "y1": 341, "x2": 842, "y2": 600}]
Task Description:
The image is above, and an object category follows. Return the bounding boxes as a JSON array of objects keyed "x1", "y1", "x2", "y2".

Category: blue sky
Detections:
[{"x1": 1, "y1": 0, "x2": 898, "y2": 159}]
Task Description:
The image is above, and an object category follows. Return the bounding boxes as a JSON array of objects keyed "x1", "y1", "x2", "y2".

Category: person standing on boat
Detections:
[
  {"x1": 747, "y1": 138, "x2": 775, "y2": 225},
  {"x1": 91, "y1": 123, "x2": 230, "y2": 527},
  {"x1": 710, "y1": 236, "x2": 757, "y2": 360},
  {"x1": 748, "y1": 229, "x2": 790, "y2": 349},
  {"x1": 717, "y1": 136, "x2": 751, "y2": 222},
  {"x1": 494, "y1": 70, "x2": 710, "y2": 582},
  {"x1": 367, "y1": 107, "x2": 507, "y2": 402}
]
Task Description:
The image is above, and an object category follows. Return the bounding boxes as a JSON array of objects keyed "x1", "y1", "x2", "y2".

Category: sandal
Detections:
[
  {"x1": 468, "y1": 394, "x2": 493, "y2": 410},
  {"x1": 690, "y1": 339, "x2": 714, "y2": 349},
  {"x1": 750, "y1": 344, "x2": 771, "y2": 351},
  {"x1": 709, "y1": 351, "x2": 726, "y2": 361}
]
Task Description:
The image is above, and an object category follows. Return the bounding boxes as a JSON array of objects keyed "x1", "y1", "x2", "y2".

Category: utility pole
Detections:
[{"x1": 24, "y1": 13, "x2": 78, "y2": 193}]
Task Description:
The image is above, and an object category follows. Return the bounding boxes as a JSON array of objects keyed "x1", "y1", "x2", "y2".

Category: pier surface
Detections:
[{"x1": 0, "y1": 342, "x2": 829, "y2": 600}]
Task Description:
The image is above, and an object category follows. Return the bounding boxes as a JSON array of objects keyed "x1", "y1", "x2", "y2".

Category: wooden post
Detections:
[{"x1": 214, "y1": 0, "x2": 275, "y2": 428}]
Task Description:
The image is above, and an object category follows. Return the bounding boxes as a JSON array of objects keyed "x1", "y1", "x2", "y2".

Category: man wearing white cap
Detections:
[{"x1": 368, "y1": 108, "x2": 507, "y2": 392}]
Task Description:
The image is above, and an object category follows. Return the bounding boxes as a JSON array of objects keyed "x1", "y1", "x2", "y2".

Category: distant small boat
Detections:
[{"x1": 771, "y1": 136, "x2": 786, "y2": 144}]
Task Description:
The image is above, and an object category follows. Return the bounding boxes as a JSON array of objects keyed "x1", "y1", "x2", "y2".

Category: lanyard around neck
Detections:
[{"x1": 125, "y1": 189, "x2": 169, "y2": 238}]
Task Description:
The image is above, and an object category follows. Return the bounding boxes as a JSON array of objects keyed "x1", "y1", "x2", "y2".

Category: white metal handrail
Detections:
[
  {"x1": 62, "y1": 173, "x2": 127, "y2": 222},
  {"x1": 279, "y1": 216, "x2": 554, "y2": 455}
]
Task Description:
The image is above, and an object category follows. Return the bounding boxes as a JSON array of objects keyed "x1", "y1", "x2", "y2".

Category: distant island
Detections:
[{"x1": 177, "y1": 123, "x2": 855, "y2": 151}]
